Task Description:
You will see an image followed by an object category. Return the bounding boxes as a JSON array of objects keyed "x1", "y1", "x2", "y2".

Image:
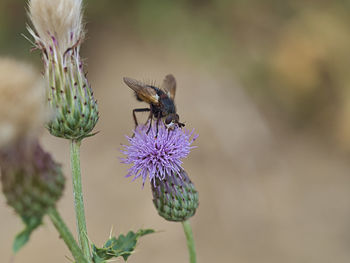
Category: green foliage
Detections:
[
  {"x1": 92, "y1": 229, "x2": 155, "y2": 262},
  {"x1": 13, "y1": 216, "x2": 42, "y2": 253}
]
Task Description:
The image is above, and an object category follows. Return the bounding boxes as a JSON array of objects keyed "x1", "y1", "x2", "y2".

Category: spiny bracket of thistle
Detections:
[
  {"x1": 27, "y1": 0, "x2": 99, "y2": 140},
  {"x1": 0, "y1": 140, "x2": 65, "y2": 252},
  {"x1": 92, "y1": 229, "x2": 155, "y2": 262},
  {"x1": 152, "y1": 170, "x2": 199, "y2": 222}
]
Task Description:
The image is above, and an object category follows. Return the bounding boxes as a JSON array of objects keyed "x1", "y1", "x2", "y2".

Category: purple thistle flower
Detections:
[{"x1": 121, "y1": 122, "x2": 198, "y2": 186}]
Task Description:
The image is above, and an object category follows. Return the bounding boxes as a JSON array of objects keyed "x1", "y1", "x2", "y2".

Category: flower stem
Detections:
[
  {"x1": 70, "y1": 140, "x2": 91, "y2": 262},
  {"x1": 182, "y1": 220, "x2": 197, "y2": 263},
  {"x1": 47, "y1": 207, "x2": 88, "y2": 263}
]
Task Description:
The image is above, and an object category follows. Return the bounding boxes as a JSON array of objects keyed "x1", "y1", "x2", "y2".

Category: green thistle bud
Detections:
[
  {"x1": 151, "y1": 170, "x2": 199, "y2": 222},
  {"x1": 28, "y1": 0, "x2": 99, "y2": 140},
  {"x1": 0, "y1": 140, "x2": 65, "y2": 221},
  {"x1": 45, "y1": 50, "x2": 99, "y2": 140}
]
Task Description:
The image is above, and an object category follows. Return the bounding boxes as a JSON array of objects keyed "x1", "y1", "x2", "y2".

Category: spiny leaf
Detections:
[
  {"x1": 91, "y1": 248, "x2": 107, "y2": 263},
  {"x1": 92, "y1": 229, "x2": 155, "y2": 262}
]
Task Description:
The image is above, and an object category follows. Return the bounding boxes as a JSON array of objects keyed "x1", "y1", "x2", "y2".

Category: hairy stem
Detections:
[
  {"x1": 182, "y1": 220, "x2": 197, "y2": 263},
  {"x1": 47, "y1": 207, "x2": 88, "y2": 263},
  {"x1": 70, "y1": 140, "x2": 91, "y2": 262}
]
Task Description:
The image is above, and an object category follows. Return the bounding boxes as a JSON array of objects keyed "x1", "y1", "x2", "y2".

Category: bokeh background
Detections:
[{"x1": 1, "y1": 0, "x2": 350, "y2": 262}]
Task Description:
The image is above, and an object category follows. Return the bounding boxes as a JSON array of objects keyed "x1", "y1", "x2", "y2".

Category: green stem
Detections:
[
  {"x1": 182, "y1": 220, "x2": 197, "y2": 263},
  {"x1": 70, "y1": 140, "x2": 91, "y2": 262},
  {"x1": 47, "y1": 207, "x2": 88, "y2": 263}
]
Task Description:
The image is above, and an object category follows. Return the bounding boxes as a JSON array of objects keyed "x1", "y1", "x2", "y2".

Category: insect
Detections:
[{"x1": 123, "y1": 74, "x2": 185, "y2": 135}]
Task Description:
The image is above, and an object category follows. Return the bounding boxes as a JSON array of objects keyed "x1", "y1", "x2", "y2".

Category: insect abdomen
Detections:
[{"x1": 161, "y1": 97, "x2": 176, "y2": 114}]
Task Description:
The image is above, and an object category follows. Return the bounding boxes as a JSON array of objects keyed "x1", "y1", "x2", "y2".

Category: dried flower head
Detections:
[
  {"x1": 0, "y1": 58, "x2": 46, "y2": 148},
  {"x1": 121, "y1": 122, "x2": 198, "y2": 186},
  {"x1": 28, "y1": 0, "x2": 83, "y2": 53},
  {"x1": 28, "y1": 0, "x2": 99, "y2": 140}
]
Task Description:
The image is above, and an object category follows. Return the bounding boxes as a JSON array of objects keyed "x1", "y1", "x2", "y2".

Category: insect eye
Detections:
[{"x1": 165, "y1": 116, "x2": 172, "y2": 125}]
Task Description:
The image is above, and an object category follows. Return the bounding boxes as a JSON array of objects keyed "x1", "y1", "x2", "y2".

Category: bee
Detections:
[{"x1": 123, "y1": 74, "x2": 185, "y2": 134}]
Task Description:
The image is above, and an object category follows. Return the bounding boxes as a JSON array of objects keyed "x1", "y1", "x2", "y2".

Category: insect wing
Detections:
[
  {"x1": 161, "y1": 74, "x2": 176, "y2": 100},
  {"x1": 123, "y1": 77, "x2": 159, "y2": 104}
]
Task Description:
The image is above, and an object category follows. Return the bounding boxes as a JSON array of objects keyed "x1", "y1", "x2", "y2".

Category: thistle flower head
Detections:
[
  {"x1": 0, "y1": 139, "x2": 65, "y2": 252},
  {"x1": 28, "y1": 0, "x2": 83, "y2": 53},
  {"x1": 0, "y1": 58, "x2": 46, "y2": 148},
  {"x1": 121, "y1": 122, "x2": 198, "y2": 186},
  {"x1": 28, "y1": 0, "x2": 99, "y2": 140},
  {"x1": 0, "y1": 139, "x2": 65, "y2": 220}
]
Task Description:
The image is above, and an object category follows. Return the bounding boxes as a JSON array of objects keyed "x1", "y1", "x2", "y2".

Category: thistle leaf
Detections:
[
  {"x1": 92, "y1": 229, "x2": 155, "y2": 262},
  {"x1": 13, "y1": 217, "x2": 42, "y2": 253}
]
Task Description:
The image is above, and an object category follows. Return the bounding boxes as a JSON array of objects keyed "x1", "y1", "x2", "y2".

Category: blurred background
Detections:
[{"x1": 1, "y1": 0, "x2": 350, "y2": 262}]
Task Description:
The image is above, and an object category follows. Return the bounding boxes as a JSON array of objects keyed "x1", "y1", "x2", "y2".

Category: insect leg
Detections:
[
  {"x1": 132, "y1": 108, "x2": 150, "y2": 127},
  {"x1": 146, "y1": 114, "x2": 153, "y2": 134},
  {"x1": 155, "y1": 116, "x2": 161, "y2": 137}
]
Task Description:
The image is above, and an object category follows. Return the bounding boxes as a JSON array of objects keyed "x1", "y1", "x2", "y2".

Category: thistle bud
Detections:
[
  {"x1": 28, "y1": 0, "x2": 98, "y2": 140},
  {"x1": 0, "y1": 140, "x2": 65, "y2": 221},
  {"x1": 151, "y1": 170, "x2": 199, "y2": 222}
]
